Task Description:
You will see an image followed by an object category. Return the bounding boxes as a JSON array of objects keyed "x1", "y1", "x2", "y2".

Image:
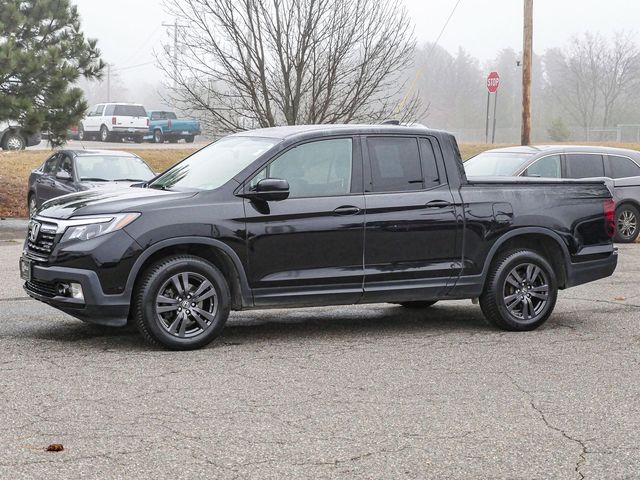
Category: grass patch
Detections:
[{"x1": 3, "y1": 142, "x2": 640, "y2": 218}]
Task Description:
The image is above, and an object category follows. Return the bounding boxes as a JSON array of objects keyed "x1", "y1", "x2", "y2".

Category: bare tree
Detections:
[
  {"x1": 544, "y1": 32, "x2": 640, "y2": 136},
  {"x1": 159, "y1": 0, "x2": 420, "y2": 133}
]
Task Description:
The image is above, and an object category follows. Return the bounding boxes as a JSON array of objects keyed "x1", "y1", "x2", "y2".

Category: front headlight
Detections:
[{"x1": 61, "y1": 213, "x2": 141, "y2": 242}]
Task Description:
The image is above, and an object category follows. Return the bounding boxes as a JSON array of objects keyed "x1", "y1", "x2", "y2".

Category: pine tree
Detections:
[{"x1": 0, "y1": 0, "x2": 104, "y2": 147}]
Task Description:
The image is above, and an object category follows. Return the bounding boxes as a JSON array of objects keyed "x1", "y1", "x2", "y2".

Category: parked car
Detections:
[
  {"x1": 464, "y1": 145, "x2": 640, "y2": 243},
  {"x1": 27, "y1": 149, "x2": 155, "y2": 218},
  {"x1": 22, "y1": 125, "x2": 617, "y2": 350},
  {"x1": 78, "y1": 103, "x2": 149, "y2": 143},
  {"x1": 146, "y1": 111, "x2": 201, "y2": 143},
  {"x1": 0, "y1": 120, "x2": 41, "y2": 150}
]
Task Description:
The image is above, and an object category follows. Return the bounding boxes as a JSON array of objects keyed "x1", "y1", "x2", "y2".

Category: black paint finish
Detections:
[{"x1": 22, "y1": 125, "x2": 617, "y2": 326}]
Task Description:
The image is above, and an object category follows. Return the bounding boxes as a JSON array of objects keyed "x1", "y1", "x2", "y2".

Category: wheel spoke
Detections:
[
  {"x1": 157, "y1": 295, "x2": 178, "y2": 304},
  {"x1": 190, "y1": 310, "x2": 210, "y2": 330},
  {"x1": 194, "y1": 287, "x2": 216, "y2": 303},
  {"x1": 157, "y1": 305, "x2": 179, "y2": 313},
  {"x1": 192, "y1": 280, "x2": 213, "y2": 300},
  {"x1": 192, "y1": 307, "x2": 215, "y2": 322},
  {"x1": 178, "y1": 314, "x2": 188, "y2": 337},
  {"x1": 526, "y1": 265, "x2": 540, "y2": 283},
  {"x1": 511, "y1": 269, "x2": 524, "y2": 284},
  {"x1": 530, "y1": 291, "x2": 548, "y2": 300},
  {"x1": 506, "y1": 296, "x2": 521, "y2": 311},
  {"x1": 168, "y1": 311, "x2": 184, "y2": 334},
  {"x1": 525, "y1": 297, "x2": 535, "y2": 318},
  {"x1": 506, "y1": 274, "x2": 521, "y2": 288},
  {"x1": 171, "y1": 275, "x2": 184, "y2": 296},
  {"x1": 181, "y1": 273, "x2": 190, "y2": 295},
  {"x1": 521, "y1": 297, "x2": 530, "y2": 319},
  {"x1": 504, "y1": 293, "x2": 519, "y2": 304}
]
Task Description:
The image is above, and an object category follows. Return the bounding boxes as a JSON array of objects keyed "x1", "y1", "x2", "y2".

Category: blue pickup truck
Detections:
[{"x1": 146, "y1": 111, "x2": 201, "y2": 143}]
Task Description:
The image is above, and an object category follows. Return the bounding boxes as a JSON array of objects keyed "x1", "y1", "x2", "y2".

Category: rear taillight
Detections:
[
  {"x1": 167, "y1": 119, "x2": 171, "y2": 129},
  {"x1": 604, "y1": 198, "x2": 616, "y2": 238},
  {"x1": 111, "y1": 116, "x2": 117, "y2": 125},
  {"x1": 146, "y1": 117, "x2": 150, "y2": 127}
]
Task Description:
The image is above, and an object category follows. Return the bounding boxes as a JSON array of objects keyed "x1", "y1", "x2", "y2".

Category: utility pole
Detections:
[
  {"x1": 521, "y1": 0, "x2": 533, "y2": 145},
  {"x1": 106, "y1": 63, "x2": 111, "y2": 102},
  {"x1": 162, "y1": 19, "x2": 180, "y2": 88}
]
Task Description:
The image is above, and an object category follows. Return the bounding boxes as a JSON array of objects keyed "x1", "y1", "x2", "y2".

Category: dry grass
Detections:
[{"x1": 3, "y1": 142, "x2": 640, "y2": 218}]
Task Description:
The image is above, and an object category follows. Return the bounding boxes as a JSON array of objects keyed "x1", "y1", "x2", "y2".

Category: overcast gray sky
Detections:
[{"x1": 73, "y1": 0, "x2": 640, "y2": 86}]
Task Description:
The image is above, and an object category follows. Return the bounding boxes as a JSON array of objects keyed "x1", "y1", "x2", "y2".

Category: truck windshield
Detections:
[
  {"x1": 464, "y1": 152, "x2": 533, "y2": 176},
  {"x1": 148, "y1": 136, "x2": 277, "y2": 191}
]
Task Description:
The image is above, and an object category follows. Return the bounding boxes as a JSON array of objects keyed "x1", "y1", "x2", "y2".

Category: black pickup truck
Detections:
[{"x1": 21, "y1": 125, "x2": 618, "y2": 350}]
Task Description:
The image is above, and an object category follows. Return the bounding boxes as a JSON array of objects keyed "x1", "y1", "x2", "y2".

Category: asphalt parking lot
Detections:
[{"x1": 1, "y1": 225, "x2": 639, "y2": 478}]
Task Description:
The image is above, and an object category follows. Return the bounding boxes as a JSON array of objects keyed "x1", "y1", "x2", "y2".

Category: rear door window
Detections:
[
  {"x1": 367, "y1": 137, "x2": 423, "y2": 192},
  {"x1": 114, "y1": 105, "x2": 147, "y2": 117},
  {"x1": 565, "y1": 154, "x2": 605, "y2": 178},
  {"x1": 104, "y1": 104, "x2": 115, "y2": 116},
  {"x1": 523, "y1": 155, "x2": 562, "y2": 178},
  {"x1": 418, "y1": 138, "x2": 440, "y2": 187},
  {"x1": 609, "y1": 155, "x2": 640, "y2": 178},
  {"x1": 94, "y1": 105, "x2": 105, "y2": 116}
]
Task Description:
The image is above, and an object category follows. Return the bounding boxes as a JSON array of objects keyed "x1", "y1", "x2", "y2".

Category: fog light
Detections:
[
  {"x1": 56, "y1": 282, "x2": 70, "y2": 296},
  {"x1": 69, "y1": 283, "x2": 84, "y2": 300}
]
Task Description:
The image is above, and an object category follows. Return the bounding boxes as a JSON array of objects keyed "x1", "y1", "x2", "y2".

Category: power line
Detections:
[
  {"x1": 394, "y1": 0, "x2": 464, "y2": 116},
  {"x1": 111, "y1": 61, "x2": 155, "y2": 73}
]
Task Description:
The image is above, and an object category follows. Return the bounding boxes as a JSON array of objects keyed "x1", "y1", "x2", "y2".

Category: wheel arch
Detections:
[
  {"x1": 481, "y1": 228, "x2": 570, "y2": 290},
  {"x1": 126, "y1": 237, "x2": 252, "y2": 310}
]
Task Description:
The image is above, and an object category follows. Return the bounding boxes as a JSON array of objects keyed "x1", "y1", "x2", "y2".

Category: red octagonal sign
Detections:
[{"x1": 487, "y1": 71, "x2": 500, "y2": 93}]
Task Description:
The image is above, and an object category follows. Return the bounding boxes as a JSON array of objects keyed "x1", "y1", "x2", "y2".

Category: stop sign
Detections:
[{"x1": 487, "y1": 71, "x2": 500, "y2": 93}]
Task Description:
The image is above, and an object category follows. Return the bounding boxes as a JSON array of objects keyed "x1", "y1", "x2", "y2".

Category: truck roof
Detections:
[{"x1": 231, "y1": 124, "x2": 452, "y2": 141}]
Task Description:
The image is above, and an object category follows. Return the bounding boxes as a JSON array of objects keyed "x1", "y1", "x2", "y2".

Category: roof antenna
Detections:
[{"x1": 381, "y1": 119, "x2": 400, "y2": 125}]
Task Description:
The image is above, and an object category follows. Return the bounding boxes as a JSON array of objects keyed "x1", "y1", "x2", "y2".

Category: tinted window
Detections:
[
  {"x1": 253, "y1": 139, "x2": 353, "y2": 198},
  {"x1": 464, "y1": 152, "x2": 532, "y2": 176},
  {"x1": 114, "y1": 105, "x2": 147, "y2": 117},
  {"x1": 566, "y1": 154, "x2": 605, "y2": 178},
  {"x1": 609, "y1": 155, "x2": 640, "y2": 178},
  {"x1": 43, "y1": 154, "x2": 60, "y2": 174},
  {"x1": 368, "y1": 137, "x2": 422, "y2": 192},
  {"x1": 149, "y1": 136, "x2": 277, "y2": 191},
  {"x1": 419, "y1": 138, "x2": 440, "y2": 186},
  {"x1": 523, "y1": 155, "x2": 561, "y2": 178},
  {"x1": 104, "y1": 104, "x2": 115, "y2": 116},
  {"x1": 94, "y1": 105, "x2": 105, "y2": 116}
]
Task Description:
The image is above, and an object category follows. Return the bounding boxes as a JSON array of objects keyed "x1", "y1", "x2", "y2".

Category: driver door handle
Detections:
[
  {"x1": 425, "y1": 200, "x2": 452, "y2": 209},
  {"x1": 333, "y1": 205, "x2": 361, "y2": 216}
]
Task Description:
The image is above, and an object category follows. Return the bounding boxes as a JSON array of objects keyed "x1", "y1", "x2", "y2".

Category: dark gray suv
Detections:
[
  {"x1": 465, "y1": 145, "x2": 640, "y2": 242},
  {"x1": 27, "y1": 149, "x2": 155, "y2": 218}
]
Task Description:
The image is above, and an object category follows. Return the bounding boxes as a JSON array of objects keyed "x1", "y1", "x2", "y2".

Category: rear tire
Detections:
[
  {"x1": 397, "y1": 301, "x2": 438, "y2": 308},
  {"x1": 185, "y1": 135, "x2": 195, "y2": 143},
  {"x1": 614, "y1": 204, "x2": 639, "y2": 243},
  {"x1": 78, "y1": 125, "x2": 85, "y2": 141},
  {"x1": 100, "y1": 125, "x2": 111, "y2": 142},
  {"x1": 2, "y1": 131, "x2": 25, "y2": 150},
  {"x1": 479, "y1": 249, "x2": 557, "y2": 331},
  {"x1": 133, "y1": 255, "x2": 230, "y2": 350}
]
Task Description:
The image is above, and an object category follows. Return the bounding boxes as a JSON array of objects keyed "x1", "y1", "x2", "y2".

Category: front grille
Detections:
[
  {"x1": 26, "y1": 279, "x2": 58, "y2": 298},
  {"x1": 26, "y1": 221, "x2": 58, "y2": 257}
]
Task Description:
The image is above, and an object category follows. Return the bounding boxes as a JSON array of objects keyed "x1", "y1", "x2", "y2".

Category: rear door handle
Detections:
[
  {"x1": 425, "y1": 200, "x2": 452, "y2": 208},
  {"x1": 333, "y1": 205, "x2": 361, "y2": 216}
]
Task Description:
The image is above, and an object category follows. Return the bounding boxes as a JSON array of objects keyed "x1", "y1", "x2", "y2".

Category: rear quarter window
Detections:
[
  {"x1": 114, "y1": 105, "x2": 147, "y2": 117},
  {"x1": 609, "y1": 155, "x2": 640, "y2": 178}
]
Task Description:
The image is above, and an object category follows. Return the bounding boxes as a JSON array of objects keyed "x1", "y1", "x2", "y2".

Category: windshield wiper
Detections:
[
  {"x1": 113, "y1": 178, "x2": 147, "y2": 182},
  {"x1": 148, "y1": 183, "x2": 170, "y2": 190},
  {"x1": 80, "y1": 177, "x2": 110, "y2": 182}
]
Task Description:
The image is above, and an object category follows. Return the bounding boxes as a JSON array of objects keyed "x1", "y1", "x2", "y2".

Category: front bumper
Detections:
[
  {"x1": 22, "y1": 259, "x2": 130, "y2": 327},
  {"x1": 565, "y1": 248, "x2": 618, "y2": 288}
]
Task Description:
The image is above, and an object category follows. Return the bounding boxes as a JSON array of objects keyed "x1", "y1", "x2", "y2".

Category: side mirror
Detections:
[
  {"x1": 242, "y1": 178, "x2": 290, "y2": 202},
  {"x1": 56, "y1": 171, "x2": 72, "y2": 181}
]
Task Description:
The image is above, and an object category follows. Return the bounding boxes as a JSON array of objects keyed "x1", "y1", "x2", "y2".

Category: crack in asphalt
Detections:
[{"x1": 504, "y1": 373, "x2": 588, "y2": 480}]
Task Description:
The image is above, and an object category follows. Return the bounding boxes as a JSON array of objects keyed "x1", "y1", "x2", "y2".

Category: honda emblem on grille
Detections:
[{"x1": 29, "y1": 221, "x2": 41, "y2": 242}]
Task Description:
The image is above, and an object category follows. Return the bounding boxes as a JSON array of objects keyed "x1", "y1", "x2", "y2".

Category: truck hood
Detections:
[{"x1": 38, "y1": 187, "x2": 197, "y2": 220}]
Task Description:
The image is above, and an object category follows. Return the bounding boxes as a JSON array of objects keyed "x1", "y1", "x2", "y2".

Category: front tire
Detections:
[
  {"x1": 133, "y1": 255, "x2": 230, "y2": 350},
  {"x1": 614, "y1": 204, "x2": 639, "y2": 243},
  {"x1": 153, "y1": 129, "x2": 164, "y2": 143},
  {"x1": 479, "y1": 249, "x2": 557, "y2": 331}
]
